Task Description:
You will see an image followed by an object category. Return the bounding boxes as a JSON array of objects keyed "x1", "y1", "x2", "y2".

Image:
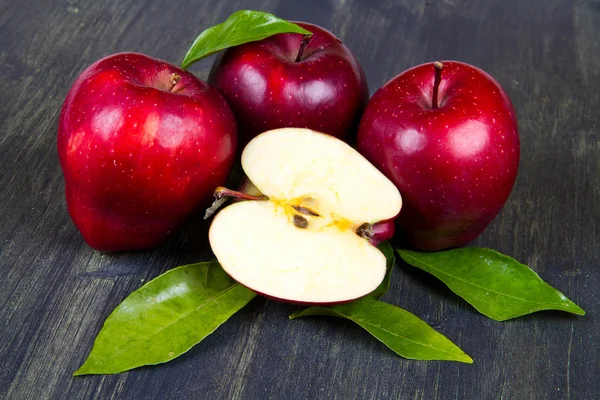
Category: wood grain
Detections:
[{"x1": 0, "y1": 0, "x2": 598, "y2": 399}]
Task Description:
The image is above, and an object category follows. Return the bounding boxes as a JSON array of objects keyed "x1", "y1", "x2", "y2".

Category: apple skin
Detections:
[
  {"x1": 357, "y1": 61, "x2": 520, "y2": 251},
  {"x1": 249, "y1": 291, "x2": 366, "y2": 306},
  {"x1": 58, "y1": 52, "x2": 237, "y2": 252},
  {"x1": 208, "y1": 22, "x2": 369, "y2": 145},
  {"x1": 368, "y1": 220, "x2": 396, "y2": 246}
]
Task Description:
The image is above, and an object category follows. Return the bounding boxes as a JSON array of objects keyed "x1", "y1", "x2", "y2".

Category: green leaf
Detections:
[
  {"x1": 367, "y1": 241, "x2": 395, "y2": 300},
  {"x1": 74, "y1": 262, "x2": 256, "y2": 375},
  {"x1": 397, "y1": 248, "x2": 585, "y2": 321},
  {"x1": 181, "y1": 10, "x2": 312, "y2": 69},
  {"x1": 290, "y1": 299, "x2": 472, "y2": 363}
]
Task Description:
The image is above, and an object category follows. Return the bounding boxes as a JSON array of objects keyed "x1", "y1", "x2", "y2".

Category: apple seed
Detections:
[
  {"x1": 292, "y1": 205, "x2": 320, "y2": 217},
  {"x1": 293, "y1": 214, "x2": 309, "y2": 229}
]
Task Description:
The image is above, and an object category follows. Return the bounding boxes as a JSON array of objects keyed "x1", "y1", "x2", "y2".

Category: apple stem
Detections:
[
  {"x1": 168, "y1": 73, "x2": 182, "y2": 92},
  {"x1": 295, "y1": 34, "x2": 312, "y2": 62},
  {"x1": 214, "y1": 186, "x2": 268, "y2": 202},
  {"x1": 432, "y1": 61, "x2": 443, "y2": 109}
]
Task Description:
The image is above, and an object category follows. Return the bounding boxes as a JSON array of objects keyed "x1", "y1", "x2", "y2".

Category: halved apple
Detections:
[{"x1": 208, "y1": 128, "x2": 402, "y2": 304}]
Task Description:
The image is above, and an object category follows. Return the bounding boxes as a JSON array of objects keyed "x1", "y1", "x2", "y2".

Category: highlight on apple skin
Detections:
[
  {"x1": 208, "y1": 128, "x2": 402, "y2": 305},
  {"x1": 58, "y1": 52, "x2": 237, "y2": 252},
  {"x1": 208, "y1": 22, "x2": 369, "y2": 146},
  {"x1": 357, "y1": 60, "x2": 520, "y2": 251}
]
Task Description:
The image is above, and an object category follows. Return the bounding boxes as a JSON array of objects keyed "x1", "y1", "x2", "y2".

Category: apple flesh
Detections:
[
  {"x1": 208, "y1": 22, "x2": 369, "y2": 146},
  {"x1": 209, "y1": 128, "x2": 402, "y2": 304},
  {"x1": 58, "y1": 52, "x2": 237, "y2": 252},
  {"x1": 357, "y1": 61, "x2": 519, "y2": 251}
]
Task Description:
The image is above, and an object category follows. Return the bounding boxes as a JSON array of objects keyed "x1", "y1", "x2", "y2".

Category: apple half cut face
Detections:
[{"x1": 209, "y1": 128, "x2": 402, "y2": 304}]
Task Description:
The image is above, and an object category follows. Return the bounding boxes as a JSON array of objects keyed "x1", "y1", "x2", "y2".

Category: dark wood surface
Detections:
[{"x1": 1, "y1": 0, "x2": 598, "y2": 399}]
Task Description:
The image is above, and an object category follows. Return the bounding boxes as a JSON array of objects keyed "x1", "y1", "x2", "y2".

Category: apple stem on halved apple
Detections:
[
  {"x1": 214, "y1": 186, "x2": 268, "y2": 202},
  {"x1": 294, "y1": 34, "x2": 313, "y2": 62},
  {"x1": 432, "y1": 61, "x2": 444, "y2": 109},
  {"x1": 204, "y1": 186, "x2": 268, "y2": 219},
  {"x1": 167, "y1": 73, "x2": 182, "y2": 92}
]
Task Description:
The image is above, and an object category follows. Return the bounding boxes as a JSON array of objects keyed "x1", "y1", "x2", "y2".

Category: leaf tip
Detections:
[
  {"x1": 571, "y1": 305, "x2": 586, "y2": 316},
  {"x1": 73, "y1": 358, "x2": 97, "y2": 376},
  {"x1": 288, "y1": 311, "x2": 303, "y2": 320},
  {"x1": 459, "y1": 353, "x2": 474, "y2": 364}
]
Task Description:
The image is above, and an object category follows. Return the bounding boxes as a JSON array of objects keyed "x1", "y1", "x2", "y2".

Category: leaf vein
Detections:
[
  {"x1": 88, "y1": 283, "x2": 243, "y2": 367},
  {"x1": 401, "y1": 252, "x2": 566, "y2": 309},
  {"x1": 342, "y1": 313, "x2": 462, "y2": 356}
]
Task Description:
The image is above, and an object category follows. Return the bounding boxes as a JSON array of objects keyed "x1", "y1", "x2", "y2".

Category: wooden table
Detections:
[{"x1": 1, "y1": 0, "x2": 598, "y2": 398}]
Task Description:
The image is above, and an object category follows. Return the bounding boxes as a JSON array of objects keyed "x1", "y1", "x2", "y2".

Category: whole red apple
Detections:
[
  {"x1": 58, "y1": 52, "x2": 237, "y2": 252},
  {"x1": 357, "y1": 61, "x2": 519, "y2": 251},
  {"x1": 207, "y1": 22, "x2": 368, "y2": 145}
]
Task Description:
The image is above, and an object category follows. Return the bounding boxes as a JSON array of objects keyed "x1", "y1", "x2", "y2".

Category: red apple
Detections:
[
  {"x1": 207, "y1": 22, "x2": 368, "y2": 145},
  {"x1": 357, "y1": 61, "x2": 520, "y2": 251},
  {"x1": 58, "y1": 52, "x2": 237, "y2": 252}
]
